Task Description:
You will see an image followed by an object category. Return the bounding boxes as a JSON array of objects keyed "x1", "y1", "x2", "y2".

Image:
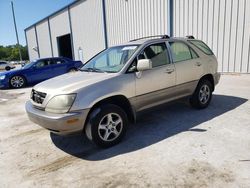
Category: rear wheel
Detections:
[
  {"x1": 190, "y1": 79, "x2": 212, "y2": 109},
  {"x1": 68, "y1": 68, "x2": 77, "y2": 73},
  {"x1": 5, "y1": 66, "x2": 11, "y2": 71},
  {"x1": 10, "y1": 76, "x2": 26, "y2": 88},
  {"x1": 85, "y1": 104, "x2": 128, "y2": 148}
]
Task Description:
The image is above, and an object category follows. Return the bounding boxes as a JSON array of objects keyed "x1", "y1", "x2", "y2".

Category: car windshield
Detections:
[
  {"x1": 80, "y1": 45, "x2": 138, "y2": 73},
  {"x1": 22, "y1": 60, "x2": 37, "y2": 69}
]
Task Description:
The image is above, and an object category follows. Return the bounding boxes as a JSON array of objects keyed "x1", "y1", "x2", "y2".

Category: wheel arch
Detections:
[
  {"x1": 84, "y1": 95, "x2": 136, "y2": 130},
  {"x1": 199, "y1": 74, "x2": 214, "y2": 91},
  {"x1": 9, "y1": 74, "x2": 28, "y2": 87}
]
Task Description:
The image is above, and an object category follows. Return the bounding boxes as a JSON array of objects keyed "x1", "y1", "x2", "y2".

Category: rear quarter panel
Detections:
[{"x1": 187, "y1": 42, "x2": 218, "y2": 76}]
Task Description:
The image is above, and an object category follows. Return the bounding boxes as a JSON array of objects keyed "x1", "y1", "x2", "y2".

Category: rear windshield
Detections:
[{"x1": 189, "y1": 40, "x2": 213, "y2": 55}]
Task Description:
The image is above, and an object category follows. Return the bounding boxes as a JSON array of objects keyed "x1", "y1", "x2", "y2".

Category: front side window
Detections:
[
  {"x1": 35, "y1": 60, "x2": 50, "y2": 68},
  {"x1": 170, "y1": 42, "x2": 196, "y2": 62},
  {"x1": 80, "y1": 45, "x2": 138, "y2": 73},
  {"x1": 140, "y1": 43, "x2": 170, "y2": 67}
]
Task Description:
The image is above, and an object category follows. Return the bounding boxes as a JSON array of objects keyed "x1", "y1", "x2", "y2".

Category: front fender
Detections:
[{"x1": 70, "y1": 73, "x2": 135, "y2": 111}]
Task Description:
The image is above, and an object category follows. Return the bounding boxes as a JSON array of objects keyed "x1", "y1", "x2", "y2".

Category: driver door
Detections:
[
  {"x1": 29, "y1": 59, "x2": 52, "y2": 84},
  {"x1": 134, "y1": 42, "x2": 176, "y2": 111}
]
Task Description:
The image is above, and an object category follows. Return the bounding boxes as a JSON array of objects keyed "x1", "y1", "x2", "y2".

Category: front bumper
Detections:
[
  {"x1": 0, "y1": 79, "x2": 9, "y2": 89},
  {"x1": 25, "y1": 101, "x2": 90, "y2": 135}
]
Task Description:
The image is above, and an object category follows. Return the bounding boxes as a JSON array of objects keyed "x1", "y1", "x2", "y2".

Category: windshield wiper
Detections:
[{"x1": 81, "y1": 67, "x2": 106, "y2": 73}]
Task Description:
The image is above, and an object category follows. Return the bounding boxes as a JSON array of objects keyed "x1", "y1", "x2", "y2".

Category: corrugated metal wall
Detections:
[
  {"x1": 174, "y1": 0, "x2": 250, "y2": 73},
  {"x1": 105, "y1": 0, "x2": 169, "y2": 46},
  {"x1": 36, "y1": 20, "x2": 52, "y2": 58},
  {"x1": 70, "y1": 0, "x2": 106, "y2": 62},
  {"x1": 26, "y1": 28, "x2": 39, "y2": 60},
  {"x1": 49, "y1": 9, "x2": 71, "y2": 57},
  {"x1": 25, "y1": 0, "x2": 250, "y2": 73}
]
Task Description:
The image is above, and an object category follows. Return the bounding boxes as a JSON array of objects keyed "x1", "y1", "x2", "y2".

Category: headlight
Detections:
[
  {"x1": 45, "y1": 94, "x2": 76, "y2": 113},
  {"x1": 0, "y1": 75, "x2": 6, "y2": 80}
]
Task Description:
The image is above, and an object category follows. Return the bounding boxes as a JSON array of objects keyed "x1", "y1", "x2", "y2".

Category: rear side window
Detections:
[
  {"x1": 52, "y1": 59, "x2": 65, "y2": 65},
  {"x1": 169, "y1": 42, "x2": 194, "y2": 62},
  {"x1": 189, "y1": 40, "x2": 213, "y2": 55}
]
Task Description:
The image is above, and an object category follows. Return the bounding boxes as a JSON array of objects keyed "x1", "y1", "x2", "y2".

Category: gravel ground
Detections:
[{"x1": 0, "y1": 74, "x2": 249, "y2": 188}]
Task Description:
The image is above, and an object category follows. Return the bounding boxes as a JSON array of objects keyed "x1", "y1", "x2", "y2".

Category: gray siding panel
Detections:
[
  {"x1": 26, "y1": 27, "x2": 39, "y2": 61},
  {"x1": 105, "y1": 0, "x2": 169, "y2": 46},
  {"x1": 174, "y1": 0, "x2": 250, "y2": 73},
  {"x1": 49, "y1": 9, "x2": 70, "y2": 57},
  {"x1": 70, "y1": 0, "x2": 105, "y2": 62},
  {"x1": 36, "y1": 20, "x2": 52, "y2": 58}
]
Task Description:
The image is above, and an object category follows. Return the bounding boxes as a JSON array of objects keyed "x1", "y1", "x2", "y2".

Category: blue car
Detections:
[{"x1": 0, "y1": 57, "x2": 82, "y2": 89}]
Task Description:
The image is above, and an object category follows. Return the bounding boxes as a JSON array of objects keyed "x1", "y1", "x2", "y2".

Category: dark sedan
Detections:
[{"x1": 0, "y1": 57, "x2": 82, "y2": 89}]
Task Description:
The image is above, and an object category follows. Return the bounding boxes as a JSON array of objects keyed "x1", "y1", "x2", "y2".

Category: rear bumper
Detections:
[
  {"x1": 25, "y1": 101, "x2": 90, "y2": 135},
  {"x1": 213, "y1": 72, "x2": 221, "y2": 86}
]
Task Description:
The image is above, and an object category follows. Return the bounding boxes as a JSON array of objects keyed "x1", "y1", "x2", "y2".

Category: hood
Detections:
[
  {"x1": 34, "y1": 71, "x2": 118, "y2": 94},
  {"x1": 0, "y1": 69, "x2": 22, "y2": 77}
]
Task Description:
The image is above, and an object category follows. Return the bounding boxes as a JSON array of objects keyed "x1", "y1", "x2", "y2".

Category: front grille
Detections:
[{"x1": 31, "y1": 89, "x2": 47, "y2": 104}]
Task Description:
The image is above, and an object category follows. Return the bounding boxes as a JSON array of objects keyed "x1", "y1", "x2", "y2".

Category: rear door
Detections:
[
  {"x1": 134, "y1": 42, "x2": 176, "y2": 111},
  {"x1": 168, "y1": 41, "x2": 202, "y2": 95}
]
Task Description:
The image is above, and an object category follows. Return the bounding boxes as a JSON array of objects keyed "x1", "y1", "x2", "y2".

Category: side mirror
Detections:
[{"x1": 137, "y1": 59, "x2": 152, "y2": 71}]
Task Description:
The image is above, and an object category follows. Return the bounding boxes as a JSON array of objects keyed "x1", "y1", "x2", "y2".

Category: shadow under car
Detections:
[{"x1": 50, "y1": 94, "x2": 247, "y2": 161}]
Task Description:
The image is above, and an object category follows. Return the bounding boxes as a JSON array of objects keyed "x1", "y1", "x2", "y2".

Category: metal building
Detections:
[{"x1": 25, "y1": 0, "x2": 250, "y2": 73}]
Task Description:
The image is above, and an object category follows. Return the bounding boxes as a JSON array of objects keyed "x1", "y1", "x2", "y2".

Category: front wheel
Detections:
[
  {"x1": 10, "y1": 75, "x2": 26, "y2": 88},
  {"x1": 190, "y1": 79, "x2": 213, "y2": 109},
  {"x1": 85, "y1": 104, "x2": 128, "y2": 148}
]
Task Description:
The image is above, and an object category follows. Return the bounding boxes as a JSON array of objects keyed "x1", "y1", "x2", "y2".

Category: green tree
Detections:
[{"x1": 0, "y1": 44, "x2": 28, "y2": 61}]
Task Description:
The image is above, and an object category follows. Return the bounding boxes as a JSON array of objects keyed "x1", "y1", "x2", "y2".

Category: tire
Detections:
[
  {"x1": 190, "y1": 79, "x2": 213, "y2": 109},
  {"x1": 68, "y1": 68, "x2": 77, "y2": 73},
  {"x1": 5, "y1": 66, "x2": 10, "y2": 71},
  {"x1": 85, "y1": 104, "x2": 128, "y2": 148},
  {"x1": 9, "y1": 75, "x2": 26, "y2": 88}
]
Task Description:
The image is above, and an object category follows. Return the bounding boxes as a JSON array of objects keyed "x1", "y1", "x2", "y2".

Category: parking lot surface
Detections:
[{"x1": 0, "y1": 74, "x2": 250, "y2": 187}]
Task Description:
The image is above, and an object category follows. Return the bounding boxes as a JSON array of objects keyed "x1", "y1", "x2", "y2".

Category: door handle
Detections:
[
  {"x1": 165, "y1": 68, "x2": 174, "y2": 74},
  {"x1": 196, "y1": 62, "x2": 202, "y2": 66}
]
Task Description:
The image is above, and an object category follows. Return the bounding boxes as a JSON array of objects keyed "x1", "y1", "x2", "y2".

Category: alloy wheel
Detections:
[
  {"x1": 10, "y1": 76, "x2": 25, "y2": 88},
  {"x1": 98, "y1": 113, "x2": 123, "y2": 142},
  {"x1": 199, "y1": 84, "x2": 210, "y2": 104}
]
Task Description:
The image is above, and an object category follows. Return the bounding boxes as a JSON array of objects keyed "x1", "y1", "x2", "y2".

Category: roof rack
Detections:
[
  {"x1": 186, "y1": 35, "x2": 195, "y2": 39},
  {"x1": 130, "y1": 35, "x2": 170, "y2": 42}
]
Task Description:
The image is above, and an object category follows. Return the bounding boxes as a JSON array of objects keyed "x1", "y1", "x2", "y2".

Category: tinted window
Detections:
[
  {"x1": 52, "y1": 59, "x2": 65, "y2": 65},
  {"x1": 190, "y1": 48, "x2": 199, "y2": 59},
  {"x1": 35, "y1": 60, "x2": 50, "y2": 68},
  {"x1": 141, "y1": 43, "x2": 170, "y2": 67},
  {"x1": 190, "y1": 40, "x2": 213, "y2": 55},
  {"x1": 170, "y1": 42, "x2": 193, "y2": 62}
]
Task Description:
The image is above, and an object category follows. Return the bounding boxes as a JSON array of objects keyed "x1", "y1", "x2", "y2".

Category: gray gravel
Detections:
[{"x1": 0, "y1": 74, "x2": 250, "y2": 188}]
